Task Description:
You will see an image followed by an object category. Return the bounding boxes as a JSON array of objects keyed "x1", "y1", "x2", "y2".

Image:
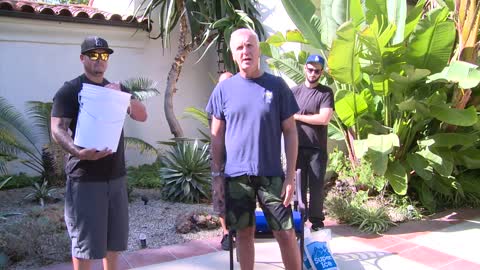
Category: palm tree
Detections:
[{"x1": 135, "y1": 0, "x2": 264, "y2": 138}]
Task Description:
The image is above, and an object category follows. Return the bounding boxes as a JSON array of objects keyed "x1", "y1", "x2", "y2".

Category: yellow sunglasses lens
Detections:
[{"x1": 86, "y1": 52, "x2": 109, "y2": 61}]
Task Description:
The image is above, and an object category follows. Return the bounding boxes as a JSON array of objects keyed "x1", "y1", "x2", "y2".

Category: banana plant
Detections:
[{"x1": 265, "y1": 0, "x2": 480, "y2": 210}]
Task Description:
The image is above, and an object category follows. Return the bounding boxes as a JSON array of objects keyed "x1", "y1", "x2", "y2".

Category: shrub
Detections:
[
  {"x1": 159, "y1": 140, "x2": 211, "y2": 203},
  {"x1": 24, "y1": 180, "x2": 57, "y2": 207},
  {"x1": 127, "y1": 162, "x2": 162, "y2": 189},
  {"x1": 1, "y1": 173, "x2": 41, "y2": 189},
  {"x1": 0, "y1": 204, "x2": 70, "y2": 266},
  {"x1": 325, "y1": 186, "x2": 396, "y2": 234},
  {"x1": 348, "y1": 206, "x2": 396, "y2": 234}
]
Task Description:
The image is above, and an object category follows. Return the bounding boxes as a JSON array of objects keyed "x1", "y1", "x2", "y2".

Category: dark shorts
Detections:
[
  {"x1": 64, "y1": 176, "x2": 129, "y2": 259},
  {"x1": 226, "y1": 175, "x2": 293, "y2": 231}
]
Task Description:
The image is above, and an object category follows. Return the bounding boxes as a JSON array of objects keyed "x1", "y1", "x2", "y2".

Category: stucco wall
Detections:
[{"x1": 0, "y1": 15, "x2": 217, "y2": 172}]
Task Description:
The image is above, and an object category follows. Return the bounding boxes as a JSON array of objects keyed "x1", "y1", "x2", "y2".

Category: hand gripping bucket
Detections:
[{"x1": 74, "y1": 83, "x2": 131, "y2": 152}]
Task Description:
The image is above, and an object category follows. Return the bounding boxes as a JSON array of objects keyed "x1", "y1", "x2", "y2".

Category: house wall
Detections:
[
  {"x1": 0, "y1": 15, "x2": 217, "y2": 173},
  {"x1": 0, "y1": 1, "x2": 338, "y2": 175}
]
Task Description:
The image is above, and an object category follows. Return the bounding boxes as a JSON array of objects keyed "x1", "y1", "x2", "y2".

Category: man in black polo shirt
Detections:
[
  {"x1": 51, "y1": 36, "x2": 147, "y2": 270},
  {"x1": 292, "y1": 54, "x2": 334, "y2": 231}
]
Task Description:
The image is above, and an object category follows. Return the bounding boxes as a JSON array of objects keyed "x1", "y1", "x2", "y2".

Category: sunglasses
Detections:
[
  {"x1": 306, "y1": 67, "x2": 321, "y2": 75},
  {"x1": 84, "y1": 52, "x2": 110, "y2": 61}
]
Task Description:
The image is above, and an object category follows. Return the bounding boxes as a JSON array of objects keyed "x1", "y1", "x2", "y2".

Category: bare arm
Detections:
[
  {"x1": 127, "y1": 99, "x2": 147, "y2": 122},
  {"x1": 51, "y1": 117, "x2": 112, "y2": 160},
  {"x1": 294, "y1": 108, "x2": 333, "y2": 125},
  {"x1": 210, "y1": 116, "x2": 226, "y2": 173},
  {"x1": 281, "y1": 115, "x2": 298, "y2": 207}
]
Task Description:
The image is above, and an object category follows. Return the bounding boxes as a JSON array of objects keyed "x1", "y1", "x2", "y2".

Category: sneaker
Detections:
[
  {"x1": 311, "y1": 221, "x2": 324, "y2": 231},
  {"x1": 221, "y1": 234, "x2": 233, "y2": 250}
]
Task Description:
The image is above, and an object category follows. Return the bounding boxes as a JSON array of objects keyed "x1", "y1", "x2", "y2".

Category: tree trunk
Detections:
[{"x1": 164, "y1": 0, "x2": 193, "y2": 138}]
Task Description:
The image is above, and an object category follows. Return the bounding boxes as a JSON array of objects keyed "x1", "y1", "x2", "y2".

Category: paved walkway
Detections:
[{"x1": 40, "y1": 208, "x2": 480, "y2": 270}]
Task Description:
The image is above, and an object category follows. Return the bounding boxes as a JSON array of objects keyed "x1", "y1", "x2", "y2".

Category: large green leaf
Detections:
[
  {"x1": 404, "y1": 0, "x2": 427, "y2": 38},
  {"x1": 430, "y1": 105, "x2": 478, "y2": 127},
  {"x1": 286, "y1": 30, "x2": 308, "y2": 43},
  {"x1": 387, "y1": 0, "x2": 407, "y2": 44},
  {"x1": 265, "y1": 31, "x2": 286, "y2": 47},
  {"x1": 417, "y1": 147, "x2": 453, "y2": 177},
  {"x1": 365, "y1": 0, "x2": 388, "y2": 27},
  {"x1": 384, "y1": 160, "x2": 408, "y2": 195},
  {"x1": 281, "y1": 0, "x2": 326, "y2": 50},
  {"x1": 417, "y1": 133, "x2": 478, "y2": 149},
  {"x1": 350, "y1": 0, "x2": 365, "y2": 27},
  {"x1": 353, "y1": 133, "x2": 399, "y2": 176},
  {"x1": 328, "y1": 21, "x2": 362, "y2": 85},
  {"x1": 406, "y1": 7, "x2": 455, "y2": 73},
  {"x1": 455, "y1": 148, "x2": 480, "y2": 169},
  {"x1": 335, "y1": 91, "x2": 369, "y2": 127},
  {"x1": 320, "y1": 0, "x2": 348, "y2": 48},
  {"x1": 406, "y1": 153, "x2": 433, "y2": 181},
  {"x1": 328, "y1": 122, "x2": 345, "y2": 141},
  {"x1": 427, "y1": 61, "x2": 480, "y2": 89},
  {"x1": 358, "y1": 19, "x2": 397, "y2": 75}
]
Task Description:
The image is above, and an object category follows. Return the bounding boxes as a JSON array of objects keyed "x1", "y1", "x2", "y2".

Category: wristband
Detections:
[{"x1": 211, "y1": 171, "x2": 223, "y2": 177}]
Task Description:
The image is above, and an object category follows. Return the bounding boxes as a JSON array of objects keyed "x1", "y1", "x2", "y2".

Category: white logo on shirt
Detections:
[{"x1": 265, "y1": 90, "x2": 273, "y2": 104}]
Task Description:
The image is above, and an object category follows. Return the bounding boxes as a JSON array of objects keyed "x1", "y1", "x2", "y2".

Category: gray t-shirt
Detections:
[{"x1": 206, "y1": 72, "x2": 299, "y2": 177}]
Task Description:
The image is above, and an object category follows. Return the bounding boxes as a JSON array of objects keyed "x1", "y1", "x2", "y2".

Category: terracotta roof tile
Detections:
[{"x1": 0, "y1": 0, "x2": 149, "y2": 29}]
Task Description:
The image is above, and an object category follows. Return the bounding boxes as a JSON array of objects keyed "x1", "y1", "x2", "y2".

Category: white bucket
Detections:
[{"x1": 74, "y1": 83, "x2": 131, "y2": 152}]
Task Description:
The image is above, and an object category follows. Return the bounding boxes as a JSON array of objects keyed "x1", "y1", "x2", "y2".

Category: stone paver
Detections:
[{"x1": 38, "y1": 208, "x2": 480, "y2": 270}]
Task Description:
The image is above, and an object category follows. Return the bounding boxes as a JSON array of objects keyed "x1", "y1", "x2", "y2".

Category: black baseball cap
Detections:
[{"x1": 81, "y1": 36, "x2": 114, "y2": 54}]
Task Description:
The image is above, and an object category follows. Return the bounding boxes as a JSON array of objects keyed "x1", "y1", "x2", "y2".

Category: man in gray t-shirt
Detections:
[
  {"x1": 292, "y1": 54, "x2": 334, "y2": 231},
  {"x1": 206, "y1": 28, "x2": 301, "y2": 270}
]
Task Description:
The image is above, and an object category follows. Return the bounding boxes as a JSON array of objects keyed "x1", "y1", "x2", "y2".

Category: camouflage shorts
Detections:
[{"x1": 226, "y1": 175, "x2": 293, "y2": 231}]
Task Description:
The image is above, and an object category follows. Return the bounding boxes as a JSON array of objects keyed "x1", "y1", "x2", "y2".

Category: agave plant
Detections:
[
  {"x1": 159, "y1": 140, "x2": 211, "y2": 203},
  {"x1": 24, "y1": 180, "x2": 57, "y2": 207}
]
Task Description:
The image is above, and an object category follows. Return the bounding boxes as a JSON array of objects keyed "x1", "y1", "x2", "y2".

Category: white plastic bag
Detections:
[{"x1": 302, "y1": 227, "x2": 338, "y2": 270}]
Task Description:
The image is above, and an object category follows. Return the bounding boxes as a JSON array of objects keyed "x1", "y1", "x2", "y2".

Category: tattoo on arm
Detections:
[{"x1": 51, "y1": 117, "x2": 79, "y2": 157}]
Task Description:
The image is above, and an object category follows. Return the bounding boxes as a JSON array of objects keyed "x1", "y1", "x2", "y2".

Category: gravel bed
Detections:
[
  {"x1": 127, "y1": 189, "x2": 223, "y2": 251},
  {"x1": 0, "y1": 187, "x2": 223, "y2": 269}
]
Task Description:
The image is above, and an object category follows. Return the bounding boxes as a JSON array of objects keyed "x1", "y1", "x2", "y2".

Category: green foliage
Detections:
[
  {"x1": 24, "y1": 180, "x2": 57, "y2": 207},
  {"x1": 1, "y1": 173, "x2": 41, "y2": 189},
  {"x1": 159, "y1": 140, "x2": 211, "y2": 203},
  {"x1": 349, "y1": 206, "x2": 396, "y2": 234},
  {"x1": 135, "y1": 0, "x2": 265, "y2": 73},
  {"x1": 183, "y1": 107, "x2": 210, "y2": 142},
  {"x1": 0, "y1": 204, "x2": 69, "y2": 266},
  {"x1": 0, "y1": 177, "x2": 11, "y2": 190},
  {"x1": 127, "y1": 162, "x2": 163, "y2": 189},
  {"x1": 265, "y1": 0, "x2": 480, "y2": 211},
  {"x1": 328, "y1": 149, "x2": 386, "y2": 192},
  {"x1": 122, "y1": 77, "x2": 160, "y2": 101},
  {"x1": 325, "y1": 190, "x2": 396, "y2": 234}
]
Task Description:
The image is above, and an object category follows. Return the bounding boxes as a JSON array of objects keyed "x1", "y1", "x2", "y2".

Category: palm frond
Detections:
[
  {"x1": 0, "y1": 176, "x2": 12, "y2": 189},
  {"x1": 125, "y1": 136, "x2": 158, "y2": 155},
  {"x1": 183, "y1": 107, "x2": 209, "y2": 128},
  {"x1": 0, "y1": 97, "x2": 40, "y2": 156},
  {"x1": 25, "y1": 101, "x2": 53, "y2": 144},
  {"x1": 121, "y1": 77, "x2": 160, "y2": 101}
]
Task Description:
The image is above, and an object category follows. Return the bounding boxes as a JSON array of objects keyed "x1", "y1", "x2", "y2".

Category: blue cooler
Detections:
[{"x1": 255, "y1": 210, "x2": 303, "y2": 234}]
